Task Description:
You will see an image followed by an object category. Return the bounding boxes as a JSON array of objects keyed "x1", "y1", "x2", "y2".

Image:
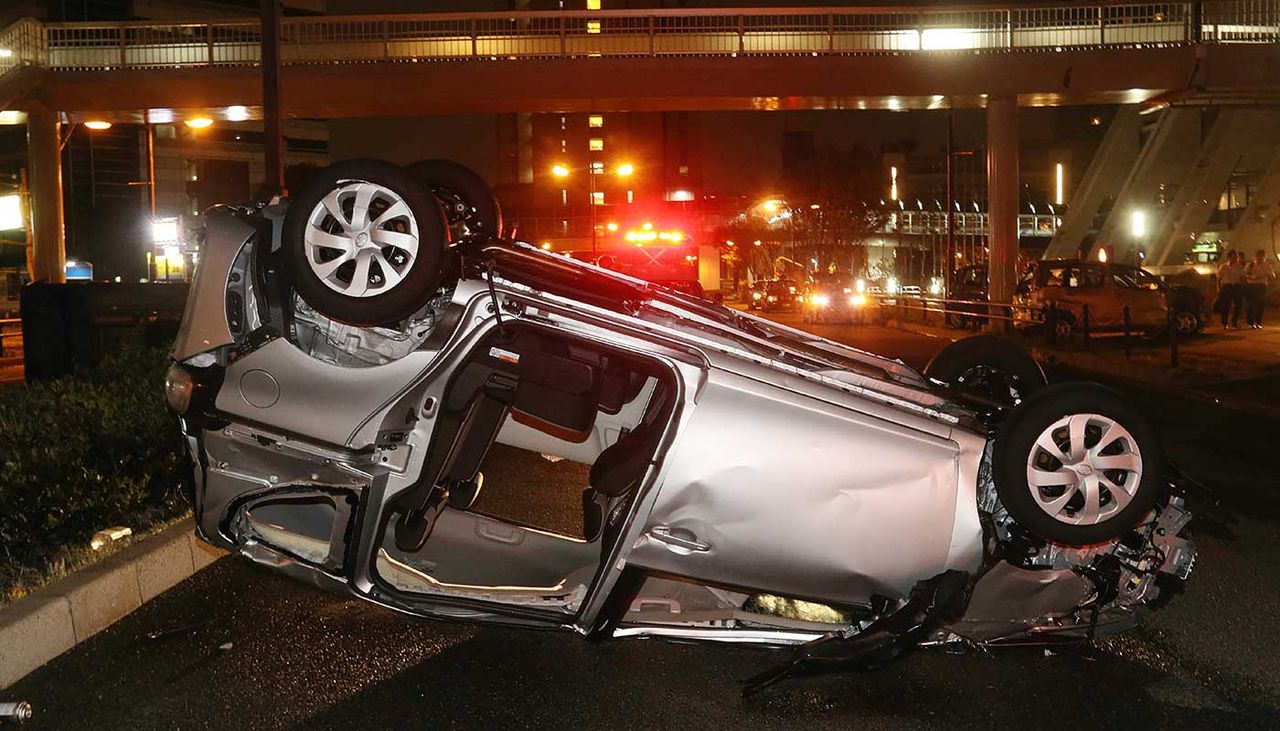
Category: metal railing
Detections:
[
  {"x1": 0, "y1": 1, "x2": 1274, "y2": 75},
  {"x1": 890, "y1": 211, "x2": 1061, "y2": 238}
]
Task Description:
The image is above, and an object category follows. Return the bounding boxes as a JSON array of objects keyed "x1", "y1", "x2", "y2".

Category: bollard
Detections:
[
  {"x1": 1168, "y1": 305, "x2": 1179, "y2": 369},
  {"x1": 1123, "y1": 305, "x2": 1132, "y2": 358},
  {"x1": 1082, "y1": 303, "x2": 1091, "y2": 351}
]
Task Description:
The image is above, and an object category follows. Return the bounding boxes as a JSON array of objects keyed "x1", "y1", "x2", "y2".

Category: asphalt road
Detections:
[{"x1": 8, "y1": 323, "x2": 1280, "y2": 730}]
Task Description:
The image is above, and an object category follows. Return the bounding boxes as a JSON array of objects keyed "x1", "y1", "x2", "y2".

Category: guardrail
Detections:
[{"x1": 0, "y1": 1, "x2": 1276, "y2": 75}]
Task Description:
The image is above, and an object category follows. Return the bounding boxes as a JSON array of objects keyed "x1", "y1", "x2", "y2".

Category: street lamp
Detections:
[{"x1": 550, "y1": 161, "x2": 634, "y2": 257}]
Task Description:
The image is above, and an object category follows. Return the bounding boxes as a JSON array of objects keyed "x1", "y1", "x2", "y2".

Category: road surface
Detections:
[{"x1": 7, "y1": 323, "x2": 1280, "y2": 730}]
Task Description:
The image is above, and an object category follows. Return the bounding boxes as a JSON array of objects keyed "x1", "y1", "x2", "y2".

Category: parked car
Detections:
[
  {"x1": 946, "y1": 264, "x2": 990, "y2": 329},
  {"x1": 1012, "y1": 260, "x2": 1205, "y2": 338},
  {"x1": 760, "y1": 278, "x2": 804, "y2": 312},
  {"x1": 745, "y1": 279, "x2": 770, "y2": 310},
  {"x1": 166, "y1": 159, "x2": 1196, "y2": 690}
]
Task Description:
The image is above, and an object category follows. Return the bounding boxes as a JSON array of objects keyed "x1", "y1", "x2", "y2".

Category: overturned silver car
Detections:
[{"x1": 167, "y1": 159, "x2": 1197, "y2": 690}]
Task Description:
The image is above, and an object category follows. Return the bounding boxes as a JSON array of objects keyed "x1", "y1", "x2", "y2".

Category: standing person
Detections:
[
  {"x1": 1245, "y1": 249, "x2": 1276, "y2": 328},
  {"x1": 1216, "y1": 251, "x2": 1246, "y2": 329}
]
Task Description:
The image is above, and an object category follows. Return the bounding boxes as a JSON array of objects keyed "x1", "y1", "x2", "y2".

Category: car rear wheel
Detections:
[
  {"x1": 993, "y1": 383, "x2": 1165, "y2": 546},
  {"x1": 1173, "y1": 309, "x2": 1202, "y2": 337},
  {"x1": 406, "y1": 159, "x2": 502, "y2": 240},
  {"x1": 285, "y1": 159, "x2": 448, "y2": 327},
  {"x1": 924, "y1": 335, "x2": 1046, "y2": 408}
]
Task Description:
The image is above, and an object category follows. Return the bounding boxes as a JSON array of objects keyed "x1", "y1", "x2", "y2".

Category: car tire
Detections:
[
  {"x1": 993, "y1": 382, "x2": 1165, "y2": 546},
  {"x1": 406, "y1": 159, "x2": 502, "y2": 239},
  {"x1": 924, "y1": 335, "x2": 1047, "y2": 407},
  {"x1": 1173, "y1": 309, "x2": 1202, "y2": 337},
  {"x1": 284, "y1": 159, "x2": 448, "y2": 327}
]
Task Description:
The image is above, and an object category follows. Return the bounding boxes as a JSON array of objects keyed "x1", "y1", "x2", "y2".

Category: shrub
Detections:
[{"x1": 0, "y1": 348, "x2": 188, "y2": 600}]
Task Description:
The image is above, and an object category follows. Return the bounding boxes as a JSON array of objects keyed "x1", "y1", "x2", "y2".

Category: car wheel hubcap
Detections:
[
  {"x1": 1176, "y1": 312, "x2": 1197, "y2": 333},
  {"x1": 1024, "y1": 413, "x2": 1142, "y2": 526},
  {"x1": 304, "y1": 180, "x2": 419, "y2": 298}
]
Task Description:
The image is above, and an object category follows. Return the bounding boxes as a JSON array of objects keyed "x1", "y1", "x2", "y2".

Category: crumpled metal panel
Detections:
[{"x1": 629, "y1": 366, "x2": 985, "y2": 606}]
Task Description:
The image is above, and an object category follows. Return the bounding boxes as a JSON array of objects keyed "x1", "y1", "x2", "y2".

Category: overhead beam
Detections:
[{"x1": 22, "y1": 45, "x2": 1262, "y2": 118}]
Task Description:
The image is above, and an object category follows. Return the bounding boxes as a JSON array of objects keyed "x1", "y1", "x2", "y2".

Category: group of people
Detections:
[{"x1": 1216, "y1": 250, "x2": 1277, "y2": 329}]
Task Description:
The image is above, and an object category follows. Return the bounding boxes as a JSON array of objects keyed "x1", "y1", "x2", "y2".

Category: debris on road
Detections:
[
  {"x1": 90, "y1": 526, "x2": 133, "y2": 550},
  {"x1": 143, "y1": 620, "x2": 212, "y2": 642},
  {"x1": 0, "y1": 701, "x2": 33, "y2": 722}
]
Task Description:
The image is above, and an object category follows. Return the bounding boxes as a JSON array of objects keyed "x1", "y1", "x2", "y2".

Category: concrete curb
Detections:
[
  {"x1": 0, "y1": 518, "x2": 226, "y2": 689},
  {"x1": 883, "y1": 318, "x2": 1280, "y2": 422}
]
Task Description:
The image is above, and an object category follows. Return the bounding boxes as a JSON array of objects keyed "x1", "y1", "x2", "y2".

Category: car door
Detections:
[{"x1": 1108, "y1": 265, "x2": 1164, "y2": 329}]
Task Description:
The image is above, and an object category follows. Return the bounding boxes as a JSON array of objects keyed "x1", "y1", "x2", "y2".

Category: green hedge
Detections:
[{"x1": 0, "y1": 348, "x2": 188, "y2": 600}]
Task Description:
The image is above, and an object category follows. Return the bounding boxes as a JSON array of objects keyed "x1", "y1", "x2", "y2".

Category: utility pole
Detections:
[
  {"x1": 944, "y1": 110, "x2": 954, "y2": 298},
  {"x1": 260, "y1": 0, "x2": 286, "y2": 197}
]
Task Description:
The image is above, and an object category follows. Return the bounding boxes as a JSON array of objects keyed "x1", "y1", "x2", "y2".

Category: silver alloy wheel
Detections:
[
  {"x1": 1024, "y1": 412, "x2": 1143, "y2": 526},
  {"x1": 303, "y1": 180, "x2": 419, "y2": 298},
  {"x1": 1175, "y1": 311, "x2": 1199, "y2": 335}
]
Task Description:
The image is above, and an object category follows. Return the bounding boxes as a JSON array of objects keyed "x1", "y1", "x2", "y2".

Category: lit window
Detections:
[
  {"x1": 586, "y1": 0, "x2": 601, "y2": 8},
  {"x1": 667, "y1": 190, "x2": 694, "y2": 202},
  {"x1": 589, "y1": 115, "x2": 604, "y2": 128},
  {"x1": 561, "y1": 189, "x2": 568, "y2": 206},
  {"x1": 679, "y1": 165, "x2": 689, "y2": 177},
  {"x1": 590, "y1": 162, "x2": 604, "y2": 174},
  {"x1": 589, "y1": 138, "x2": 604, "y2": 151},
  {"x1": 592, "y1": 191, "x2": 604, "y2": 205},
  {"x1": 627, "y1": 190, "x2": 634, "y2": 204},
  {"x1": 587, "y1": 20, "x2": 601, "y2": 34}
]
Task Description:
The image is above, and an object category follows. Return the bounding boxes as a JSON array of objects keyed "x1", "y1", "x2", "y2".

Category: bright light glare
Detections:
[
  {"x1": 1098, "y1": 248, "x2": 1109, "y2": 263},
  {"x1": 540, "y1": 242, "x2": 553, "y2": 250},
  {"x1": 152, "y1": 217, "x2": 179, "y2": 245},
  {"x1": 184, "y1": 117, "x2": 214, "y2": 129},
  {"x1": 1054, "y1": 163, "x2": 1065, "y2": 206},
  {"x1": 0, "y1": 49, "x2": 12, "y2": 59},
  {"x1": 226, "y1": 105, "x2": 250, "y2": 122},
  {"x1": 606, "y1": 221, "x2": 618, "y2": 232},
  {"x1": 761, "y1": 199, "x2": 782, "y2": 214},
  {"x1": 84, "y1": 120, "x2": 113, "y2": 130},
  {"x1": 855, "y1": 278, "x2": 866, "y2": 293},
  {"x1": 811, "y1": 294, "x2": 831, "y2": 307},
  {"x1": 890, "y1": 166, "x2": 898, "y2": 201},
  {"x1": 920, "y1": 28, "x2": 978, "y2": 50},
  {"x1": 615, "y1": 162, "x2": 635, "y2": 177},
  {"x1": 0, "y1": 195, "x2": 22, "y2": 230},
  {"x1": 886, "y1": 277, "x2": 899, "y2": 295},
  {"x1": 929, "y1": 278, "x2": 943, "y2": 296},
  {"x1": 849, "y1": 294, "x2": 867, "y2": 307},
  {"x1": 1131, "y1": 210, "x2": 1146, "y2": 238},
  {"x1": 551, "y1": 164, "x2": 570, "y2": 178}
]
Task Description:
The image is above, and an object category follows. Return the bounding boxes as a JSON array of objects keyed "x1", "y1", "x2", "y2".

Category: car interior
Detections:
[{"x1": 376, "y1": 322, "x2": 678, "y2": 611}]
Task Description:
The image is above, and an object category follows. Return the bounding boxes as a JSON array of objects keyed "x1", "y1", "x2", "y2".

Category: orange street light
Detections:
[
  {"x1": 551, "y1": 163, "x2": 571, "y2": 178},
  {"x1": 615, "y1": 162, "x2": 635, "y2": 177},
  {"x1": 184, "y1": 117, "x2": 214, "y2": 130},
  {"x1": 84, "y1": 120, "x2": 113, "y2": 131}
]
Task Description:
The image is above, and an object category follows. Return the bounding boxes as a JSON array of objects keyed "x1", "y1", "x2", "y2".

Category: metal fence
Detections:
[{"x1": 3, "y1": 1, "x2": 1275, "y2": 73}]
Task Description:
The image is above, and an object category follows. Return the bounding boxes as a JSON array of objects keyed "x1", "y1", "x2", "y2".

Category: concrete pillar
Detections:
[
  {"x1": 27, "y1": 110, "x2": 66, "y2": 284},
  {"x1": 986, "y1": 96, "x2": 1019, "y2": 324}
]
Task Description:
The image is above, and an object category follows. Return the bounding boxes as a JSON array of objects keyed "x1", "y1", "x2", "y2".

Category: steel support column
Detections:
[
  {"x1": 986, "y1": 96, "x2": 1018, "y2": 326},
  {"x1": 27, "y1": 110, "x2": 66, "y2": 284}
]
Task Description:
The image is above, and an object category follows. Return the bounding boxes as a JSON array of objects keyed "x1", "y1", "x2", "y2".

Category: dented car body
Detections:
[{"x1": 169, "y1": 197, "x2": 1196, "y2": 679}]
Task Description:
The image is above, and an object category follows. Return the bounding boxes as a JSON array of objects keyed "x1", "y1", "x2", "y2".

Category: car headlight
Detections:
[
  {"x1": 812, "y1": 294, "x2": 831, "y2": 307},
  {"x1": 849, "y1": 294, "x2": 867, "y2": 307},
  {"x1": 164, "y1": 363, "x2": 195, "y2": 415}
]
